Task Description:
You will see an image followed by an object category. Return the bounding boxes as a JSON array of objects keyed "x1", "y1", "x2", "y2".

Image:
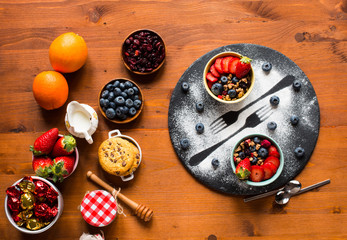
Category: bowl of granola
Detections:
[{"x1": 203, "y1": 52, "x2": 254, "y2": 104}]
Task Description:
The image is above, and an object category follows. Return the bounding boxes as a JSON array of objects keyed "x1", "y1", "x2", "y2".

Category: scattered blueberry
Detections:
[
  {"x1": 231, "y1": 76, "x2": 239, "y2": 84},
  {"x1": 221, "y1": 76, "x2": 228, "y2": 84},
  {"x1": 211, "y1": 83, "x2": 223, "y2": 96},
  {"x1": 258, "y1": 147, "x2": 268, "y2": 158},
  {"x1": 125, "y1": 98, "x2": 134, "y2": 108},
  {"x1": 211, "y1": 158, "x2": 220, "y2": 168},
  {"x1": 101, "y1": 90, "x2": 109, "y2": 98},
  {"x1": 253, "y1": 137, "x2": 261, "y2": 144},
  {"x1": 115, "y1": 96, "x2": 125, "y2": 106},
  {"x1": 290, "y1": 115, "x2": 300, "y2": 125},
  {"x1": 114, "y1": 88, "x2": 122, "y2": 96},
  {"x1": 262, "y1": 62, "x2": 272, "y2": 72},
  {"x1": 181, "y1": 82, "x2": 189, "y2": 92},
  {"x1": 195, "y1": 123, "x2": 204, "y2": 134},
  {"x1": 105, "y1": 108, "x2": 116, "y2": 119},
  {"x1": 270, "y1": 96, "x2": 280, "y2": 106},
  {"x1": 129, "y1": 107, "x2": 137, "y2": 116},
  {"x1": 180, "y1": 138, "x2": 190, "y2": 150},
  {"x1": 106, "y1": 83, "x2": 113, "y2": 91},
  {"x1": 119, "y1": 82, "x2": 126, "y2": 90},
  {"x1": 293, "y1": 80, "x2": 302, "y2": 91},
  {"x1": 267, "y1": 121, "x2": 277, "y2": 130},
  {"x1": 228, "y1": 89, "x2": 237, "y2": 98},
  {"x1": 239, "y1": 152, "x2": 246, "y2": 159},
  {"x1": 294, "y1": 147, "x2": 305, "y2": 158},
  {"x1": 251, "y1": 157, "x2": 258, "y2": 165},
  {"x1": 134, "y1": 99, "x2": 142, "y2": 109},
  {"x1": 196, "y1": 102, "x2": 204, "y2": 112}
]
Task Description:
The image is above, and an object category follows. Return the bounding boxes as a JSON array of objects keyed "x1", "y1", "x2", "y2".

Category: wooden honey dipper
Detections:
[{"x1": 86, "y1": 171, "x2": 153, "y2": 222}]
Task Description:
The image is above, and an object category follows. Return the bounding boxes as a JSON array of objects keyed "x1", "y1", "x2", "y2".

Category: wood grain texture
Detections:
[{"x1": 0, "y1": 0, "x2": 346, "y2": 239}]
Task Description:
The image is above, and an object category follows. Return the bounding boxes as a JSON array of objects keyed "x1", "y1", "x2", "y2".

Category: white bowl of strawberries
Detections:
[
  {"x1": 203, "y1": 52, "x2": 255, "y2": 103},
  {"x1": 231, "y1": 134, "x2": 284, "y2": 187},
  {"x1": 30, "y1": 128, "x2": 79, "y2": 182}
]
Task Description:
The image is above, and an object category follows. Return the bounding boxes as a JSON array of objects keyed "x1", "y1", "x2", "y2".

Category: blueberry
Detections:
[
  {"x1": 99, "y1": 98, "x2": 105, "y2": 107},
  {"x1": 115, "y1": 96, "x2": 125, "y2": 106},
  {"x1": 109, "y1": 102, "x2": 116, "y2": 109},
  {"x1": 105, "y1": 108, "x2": 116, "y2": 119},
  {"x1": 267, "y1": 121, "x2": 277, "y2": 130},
  {"x1": 119, "y1": 82, "x2": 126, "y2": 90},
  {"x1": 239, "y1": 152, "x2": 246, "y2": 159},
  {"x1": 134, "y1": 99, "x2": 142, "y2": 109},
  {"x1": 262, "y1": 62, "x2": 272, "y2": 72},
  {"x1": 127, "y1": 88, "x2": 135, "y2": 96},
  {"x1": 251, "y1": 157, "x2": 258, "y2": 165},
  {"x1": 211, "y1": 158, "x2": 220, "y2": 168},
  {"x1": 294, "y1": 147, "x2": 305, "y2": 158},
  {"x1": 290, "y1": 115, "x2": 300, "y2": 125},
  {"x1": 195, "y1": 123, "x2": 204, "y2": 134},
  {"x1": 270, "y1": 96, "x2": 280, "y2": 106},
  {"x1": 125, "y1": 81, "x2": 133, "y2": 89},
  {"x1": 180, "y1": 138, "x2": 190, "y2": 150},
  {"x1": 101, "y1": 90, "x2": 109, "y2": 98},
  {"x1": 104, "y1": 99, "x2": 110, "y2": 108},
  {"x1": 129, "y1": 107, "x2": 137, "y2": 116},
  {"x1": 102, "y1": 107, "x2": 107, "y2": 112},
  {"x1": 227, "y1": 89, "x2": 237, "y2": 98},
  {"x1": 106, "y1": 83, "x2": 113, "y2": 91},
  {"x1": 249, "y1": 145, "x2": 256, "y2": 152},
  {"x1": 115, "y1": 107, "x2": 124, "y2": 117},
  {"x1": 114, "y1": 88, "x2": 122, "y2": 96},
  {"x1": 181, "y1": 81, "x2": 189, "y2": 92},
  {"x1": 112, "y1": 80, "x2": 120, "y2": 88},
  {"x1": 108, "y1": 91, "x2": 115, "y2": 101},
  {"x1": 211, "y1": 83, "x2": 223, "y2": 96},
  {"x1": 133, "y1": 86, "x2": 139, "y2": 94},
  {"x1": 132, "y1": 94, "x2": 140, "y2": 101},
  {"x1": 125, "y1": 98, "x2": 133, "y2": 108},
  {"x1": 123, "y1": 106, "x2": 129, "y2": 115},
  {"x1": 253, "y1": 137, "x2": 261, "y2": 144},
  {"x1": 221, "y1": 76, "x2": 228, "y2": 84},
  {"x1": 244, "y1": 149, "x2": 251, "y2": 156},
  {"x1": 118, "y1": 114, "x2": 127, "y2": 120},
  {"x1": 121, "y1": 92, "x2": 128, "y2": 99},
  {"x1": 231, "y1": 76, "x2": 239, "y2": 84},
  {"x1": 293, "y1": 80, "x2": 301, "y2": 91},
  {"x1": 258, "y1": 147, "x2": 268, "y2": 158},
  {"x1": 196, "y1": 102, "x2": 204, "y2": 112}
]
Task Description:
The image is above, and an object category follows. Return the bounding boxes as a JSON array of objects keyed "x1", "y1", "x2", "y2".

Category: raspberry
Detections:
[{"x1": 261, "y1": 139, "x2": 271, "y2": 148}]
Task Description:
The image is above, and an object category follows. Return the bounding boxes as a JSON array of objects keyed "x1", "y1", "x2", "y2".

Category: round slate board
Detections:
[{"x1": 168, "y1": 43, "x2": 320, "y2": 195}]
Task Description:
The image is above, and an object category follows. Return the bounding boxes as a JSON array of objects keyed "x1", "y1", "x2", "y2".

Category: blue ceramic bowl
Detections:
[{"x1": 231, "y1": 133, "x2": 284, "y2": 187}]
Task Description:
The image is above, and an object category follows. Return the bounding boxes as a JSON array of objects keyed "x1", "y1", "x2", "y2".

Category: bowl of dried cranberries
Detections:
[
  {"x1": 203, "y1": 52, "x2": 255, "y2": 104},
  {"x1": 231, "y1": 134, "x2": 284, "y2": 187},
  {"x1": 122, "y1": 29, "x2": 166, "y2": 75}
]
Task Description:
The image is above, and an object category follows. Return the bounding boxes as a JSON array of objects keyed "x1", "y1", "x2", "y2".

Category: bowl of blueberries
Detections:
[{"x1": 98, "y1": 78, "x2": 144, "y2": 124}]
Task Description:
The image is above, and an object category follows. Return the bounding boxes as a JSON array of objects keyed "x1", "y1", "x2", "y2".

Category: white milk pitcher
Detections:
[{"x1": 65, "y1": 101, "x2": 98, "y2": 144}]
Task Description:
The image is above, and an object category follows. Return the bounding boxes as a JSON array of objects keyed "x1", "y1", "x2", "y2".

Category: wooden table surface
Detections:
[{"x1": 0, "y1": 0, "x2": 346, "y2": 239}]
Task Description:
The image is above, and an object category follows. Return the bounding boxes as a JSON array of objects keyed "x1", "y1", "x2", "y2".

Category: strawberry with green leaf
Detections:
[
  {"x1": 51, "y1": 156, "x2": 75, "y2": 182},
  {"x1": 30, "y1": 128, "x2": 59, "y2": 156},
  {"x1": 235, "y1": 158, "x2": 251, "y2": 180},
  {"x1": 235, "y1": 56, "x2": 252, "y2": 79},
  {"x1": 32, "y1": 156, "x2": 53, "y2": 178},
  {"x1": 51, "y1": 135, "x2": 76, "y2": 157}
]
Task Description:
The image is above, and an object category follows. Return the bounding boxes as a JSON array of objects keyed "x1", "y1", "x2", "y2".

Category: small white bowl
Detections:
[{"x1": 4, "y1": 176, "x2": 64, "y2": 234}]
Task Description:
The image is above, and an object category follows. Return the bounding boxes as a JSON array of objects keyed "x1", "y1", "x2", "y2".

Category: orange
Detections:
[
  {"x1": 33, "y1": 71, "x2": 69, "y2": 110},
  {"x1": 49, "y1": 32, "x2": 88, "y2": 73}
]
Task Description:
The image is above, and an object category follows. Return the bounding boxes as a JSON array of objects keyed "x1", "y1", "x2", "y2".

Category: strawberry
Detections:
[
  {"x1": 206, "y1": 72, "x2": 218, "y2": 83},
  {"x1": 214, "y1": 58, "x2": 224, "y2": 74},
  {"x1": 250, "y1": 165, "x2": 264, "y2": 182},
  {"x1": 30, "y1": 128, "x2": 59, "y2": 156},
  {"x1": 207, "y1": 81, "x2": 213, "y2": 89},
  {"x1": 229, "y1": 58, "x2": 239, "y2": 74},
  {"x1": 235, "y1": 158, "x2": 251, "y2": 180},
  {"x1": 268, "y1": 145, "x2": 280, "y2": 158},
  {"x1": 264, "y1": 156, "x2": 280, "y2": 169},
  {"x1": 210, "y1": 64, "x2": 220, "y2": 78},
  {"x1": 222, "y1": 57, "x2": 233, "y2": 73},
  {"x1": 32, "y1": 156, "x2": 53, "y2": 178},
  {"x1": 262, "y1": 163, "x2": 274, "y2": 180},
  {"x1": 51, "y1": 155, "x2": 75, "y2": 182},
  {"x1": 51, "y1": 135, "x2": 76, "y2": 157},
  {"x1": 235, "y1": 56, "x2": 252, "y2": 79},
  {"x1": 263, "y1": 162, "x2": 277, "y2": 175}
]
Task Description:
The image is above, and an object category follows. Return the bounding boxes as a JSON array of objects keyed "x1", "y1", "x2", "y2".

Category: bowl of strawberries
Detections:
[
  {"x1": 203, "y1": 52, "x2": 255, "y2": 103},
  {"x1": 30, "y1": 128, "x2": 79, "y2": 182},
  {"x1": 231, "y1": 134, "x2": 284, "y2": 187}
]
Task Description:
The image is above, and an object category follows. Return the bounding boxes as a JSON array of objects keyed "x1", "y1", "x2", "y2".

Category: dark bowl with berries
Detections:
[
  {"x1": 122, "y1": 29, "x2": 166, "y2": 75},
  {"x1": 5, "y1": 176, "x2": 63, "y2": 234},
  {"x1": 98, "y1": 78, "x2": 144, "y2": 124},
  {"x1": 203, "y1": 52, "x2": 255, "y2": 104},
  {"x1": 231, "y1": 134, "x2": 284, "y2": 187}
]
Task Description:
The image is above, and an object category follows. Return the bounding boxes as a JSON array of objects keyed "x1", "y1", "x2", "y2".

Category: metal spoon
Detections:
[
  {"x1": 275, "y1": 179, "x2": 331, "y2": 205},
  {"x1": 244, "y1": 180, "x2": 301, "y2": 203}
]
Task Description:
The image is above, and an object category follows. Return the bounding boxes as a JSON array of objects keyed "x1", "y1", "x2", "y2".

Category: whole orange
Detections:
[
  {"x1": 49, "y1": 32, "x2": 88, "y2": 73},
  {"x1": 33, "y1": 71, "x2": 69, "y2": 110}
]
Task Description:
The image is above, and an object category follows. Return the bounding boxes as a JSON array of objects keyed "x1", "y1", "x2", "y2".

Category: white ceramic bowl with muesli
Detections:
[{"x1": 203, "y1": 52, "x2": 255, "y2": 104}]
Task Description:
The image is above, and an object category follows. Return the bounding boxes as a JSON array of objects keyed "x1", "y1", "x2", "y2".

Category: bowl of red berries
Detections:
[
  {"x1": 203, "y1": 52, "x2": 255, "y2": 103},
  {"x1": 98, "y1": 78, "x2": 144, "y2": 124},
  {"x1": 231, "y1": 134, "x2": 284, "y2": 186},
  {"x1": 122, "y1": 29, "x2": 166, "y2": 75}
]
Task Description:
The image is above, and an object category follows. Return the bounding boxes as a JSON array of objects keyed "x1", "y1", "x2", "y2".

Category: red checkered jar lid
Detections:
[{"x1": 80, "y1": 190, "x2": 117, "y2": 227}]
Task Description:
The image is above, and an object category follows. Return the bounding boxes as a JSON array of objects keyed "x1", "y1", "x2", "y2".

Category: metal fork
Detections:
[
  {"x1": 189, "y1": 105, "x2": 273, "y2": 166},
  {"x1": 210, "y1": 75, "x2": 295, "y2": 134}
]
